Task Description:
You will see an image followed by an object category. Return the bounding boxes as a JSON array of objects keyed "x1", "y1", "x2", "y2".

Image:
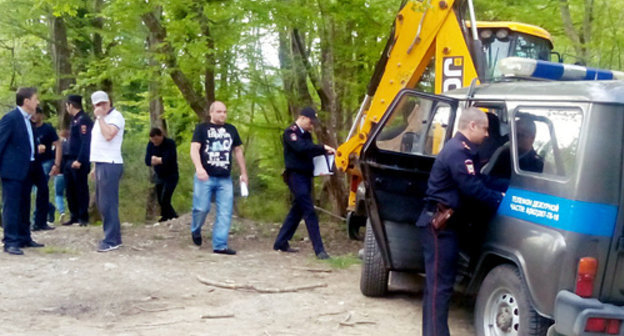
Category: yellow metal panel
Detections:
[{"x1": 434, "y1": 11, "x2": 480, "y2": 93}]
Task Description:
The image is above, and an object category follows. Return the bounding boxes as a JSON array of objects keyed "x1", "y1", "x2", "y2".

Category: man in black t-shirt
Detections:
[
  {"x1": 190, "y1": 101, "x2": 248, "y2": 255},
  {"x1": 31, "y1": 108, "x2": 62, "y2": 231},
  {"x1": 145, "y1": 127, "x2": 179, "y2": 222}
]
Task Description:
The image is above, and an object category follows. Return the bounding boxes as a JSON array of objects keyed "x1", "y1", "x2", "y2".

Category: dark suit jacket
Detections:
[{"x1": 0, "y1": 108, "x2": 35, "y2": 181}]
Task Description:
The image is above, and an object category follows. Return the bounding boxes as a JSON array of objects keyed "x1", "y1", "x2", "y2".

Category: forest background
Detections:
[{"x1": 0, "y1": 0, "x2": 621, "y2": 224}]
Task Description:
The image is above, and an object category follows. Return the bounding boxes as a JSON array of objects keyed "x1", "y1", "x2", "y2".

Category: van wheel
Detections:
[
  {"x1": 475, "y1": 264, "x2": 551, "y2": 336},
  {"x1": 360, "y1": 221, "x2": 389, "y2": 297}
]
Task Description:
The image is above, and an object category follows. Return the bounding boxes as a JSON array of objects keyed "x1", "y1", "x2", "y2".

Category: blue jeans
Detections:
[
  {"x1": 190, "y1": 175, "x2": 233, "y2": 250},
  {"x1": 54, "y1": 174, "x2": 65, "y2": 214}
]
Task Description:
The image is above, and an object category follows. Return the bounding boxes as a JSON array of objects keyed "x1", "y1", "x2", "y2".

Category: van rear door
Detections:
[{"x1": 602, "y1": 200, "x2": 624, "y2": 304}]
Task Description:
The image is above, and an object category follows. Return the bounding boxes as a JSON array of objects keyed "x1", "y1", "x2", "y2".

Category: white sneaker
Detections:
[{"x1": 58, "y1": 213, "x2": 65, "y2": 224}]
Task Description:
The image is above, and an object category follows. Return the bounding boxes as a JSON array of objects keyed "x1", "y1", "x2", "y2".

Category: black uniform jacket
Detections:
[
  {"x1": 283, "y1": 123, "x2": 326, "y2": 176},
  {"x1": 68, "y1": 110, "x2": 92, "y2": 165},
  {"x1": 425, "y1": 132, "x2": 507, "y2": 210}
]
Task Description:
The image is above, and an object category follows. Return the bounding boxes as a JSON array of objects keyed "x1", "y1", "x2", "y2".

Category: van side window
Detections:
[
  {"x1": 376, "y1": 95, "x2": 452, "y2": 155},
  {"x1": 513, "y1": 107, "x2": 583, "y2": 178}
]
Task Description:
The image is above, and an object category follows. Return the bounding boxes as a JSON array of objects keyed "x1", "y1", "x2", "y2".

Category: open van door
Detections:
[{"x1": 358, "y1": 89, "x2": 458, "y2": 296}]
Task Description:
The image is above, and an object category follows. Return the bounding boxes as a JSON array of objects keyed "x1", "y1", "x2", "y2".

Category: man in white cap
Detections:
[{"x1": 90, "y1": 90, "x2": 125, "y2": 252}]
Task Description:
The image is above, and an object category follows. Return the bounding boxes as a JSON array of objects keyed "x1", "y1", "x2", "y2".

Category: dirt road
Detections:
[{"x1": 0, "y1": 215, "x2": 475, "y2": 335}]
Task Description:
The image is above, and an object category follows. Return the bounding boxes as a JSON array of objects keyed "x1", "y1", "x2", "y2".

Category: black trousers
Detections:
[
  {"x1": 2, "y1": 162, "x2": 45, "y2": 247},
  {"x1": 63, "y1": 160, "x2": 90, "y2": 222},
  {"x1": 155, "y1": 174, "x2": 178, "y2": 220},
  {"x1": 274, "y1": 171, "x2": 325, "y2": 255}
]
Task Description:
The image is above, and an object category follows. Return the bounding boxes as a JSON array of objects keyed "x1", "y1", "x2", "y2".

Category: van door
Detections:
[
  {"x1": 602, "y1": 188, "x2": 624, "y2": 304},
  {"x1": 360, "y1": 89, "x2": 458, "y2": 271}
]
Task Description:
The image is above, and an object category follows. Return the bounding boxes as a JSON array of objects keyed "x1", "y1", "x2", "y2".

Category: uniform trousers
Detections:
[
  {"x1": 63, "y1": 160, "x2": 90, "y2": 222},
  {"x1": 418, "y1": 223, "x2": 459, "y2": 336},
  {"x1": 274, "y1": 171, "x2": 325, "y2": 255}
]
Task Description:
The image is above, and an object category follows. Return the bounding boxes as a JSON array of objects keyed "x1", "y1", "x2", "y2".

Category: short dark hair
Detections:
[
  {"x1": 149, "y1": 127, "x2": 163, "y2": 137},
  {"x1": 66, "y1": 95, "x2": 83, "y2": 110},
  {"x1": 35, "y1": 106, "x2": 43, "y2": 114},
  {"x1": 16, "y1": 87, "x2": 37, "y2": 106}
]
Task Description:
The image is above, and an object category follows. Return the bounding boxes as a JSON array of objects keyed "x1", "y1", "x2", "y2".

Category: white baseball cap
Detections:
[{"x1": 91, "y1": 91, "x2": 110, "y2": 105}]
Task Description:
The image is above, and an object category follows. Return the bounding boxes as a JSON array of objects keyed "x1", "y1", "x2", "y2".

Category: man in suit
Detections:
[{"x1": 0, "y1": 87, "x2": 46, "y2": 255}]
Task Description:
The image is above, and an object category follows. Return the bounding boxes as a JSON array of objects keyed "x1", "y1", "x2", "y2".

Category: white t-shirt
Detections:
[{"x1": 90, "y1": 108, "x2": 125, "y2": 163}]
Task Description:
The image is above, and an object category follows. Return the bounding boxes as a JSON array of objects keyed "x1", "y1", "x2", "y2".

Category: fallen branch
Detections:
[
  {"x1": 339, "y1": 321, "x2": 377, "y2": 327},
  {"x1": 196, "y1": 275, "x2": 327, "y2": 293},
  {"x1": 200, "y1": 313, "x2": 235, "y2": 319},
  {"x1": 136, "y1": 305, "x2": 185, "y2": 313},
  {"x1": 291, "y1": 266, "x2": 332, "y2": 273}
]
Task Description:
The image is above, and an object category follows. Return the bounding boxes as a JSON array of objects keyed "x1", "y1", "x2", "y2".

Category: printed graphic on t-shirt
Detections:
[{"x1": 204, "y1": 127, "x2": 233, "y2": 169}]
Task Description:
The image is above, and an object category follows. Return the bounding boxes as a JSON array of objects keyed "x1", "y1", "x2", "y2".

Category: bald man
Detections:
[
  {"x1": 190, "y1": 101, "x2": 248, "y2": 255},
  {"x1": 415, "y1": 107, "x2": 507, "y2": 336}
]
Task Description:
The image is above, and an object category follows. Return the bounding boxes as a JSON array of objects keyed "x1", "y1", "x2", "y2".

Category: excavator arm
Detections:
[{"x1": 336, "y1": 0, "x2": 479, "y2": 209}]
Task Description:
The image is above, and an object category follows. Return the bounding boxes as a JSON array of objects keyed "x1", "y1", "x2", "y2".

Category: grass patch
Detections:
[
  {"x1": 319, "y1": 253, "x2": 361, "y2": 269},
  {"x1": 40, "y1": 246, "x2": 78, "y2": 254}
]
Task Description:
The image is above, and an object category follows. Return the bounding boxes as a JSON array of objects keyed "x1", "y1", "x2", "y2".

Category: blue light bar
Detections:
[{"x1": 497, "y1": 57, "x2": 624, "y2": 81}]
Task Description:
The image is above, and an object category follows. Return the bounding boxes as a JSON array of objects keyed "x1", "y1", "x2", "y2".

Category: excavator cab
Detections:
[{"x1": 475, "y1": 22, "x2": 554, "y2": 81}]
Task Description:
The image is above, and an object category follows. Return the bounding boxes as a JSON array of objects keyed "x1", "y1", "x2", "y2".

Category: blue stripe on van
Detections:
[{"x1": 497, "y1": 188, "x2": 617, "y2": 237}]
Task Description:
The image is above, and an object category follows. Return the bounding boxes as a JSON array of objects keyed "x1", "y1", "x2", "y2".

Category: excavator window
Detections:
[{"x1": 480, "y1": 30, "x2": 552, "y2": 81}]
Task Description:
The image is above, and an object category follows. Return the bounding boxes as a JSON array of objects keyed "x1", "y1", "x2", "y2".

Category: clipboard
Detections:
[{"x1": 313, "y1": 154, "x2": 334, "y2": 176}]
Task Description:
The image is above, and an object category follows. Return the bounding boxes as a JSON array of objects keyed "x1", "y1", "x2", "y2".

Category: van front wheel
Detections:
[
  {"x1": 360, "y1": 221, "x2": 389, "y2": 297},
  {"x1": 475, "y1": 264, "x2": 551, "y2": 336}
]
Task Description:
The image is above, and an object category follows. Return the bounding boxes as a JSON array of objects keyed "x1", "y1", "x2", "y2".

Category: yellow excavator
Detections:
[{"x1": 338, "y1": 0, "x2": 555, "y2": 239}]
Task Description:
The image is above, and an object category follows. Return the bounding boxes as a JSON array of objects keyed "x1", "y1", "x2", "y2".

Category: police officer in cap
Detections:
[
  {"x1": 416, "y1": 107, "x2": 507, "y2": 336},
  {"x1": 62, "y1": 95, "x2": 92, "y2": 226},
  {"x1": 273, "y1": 107, "x2": 335, "y2": 259}
]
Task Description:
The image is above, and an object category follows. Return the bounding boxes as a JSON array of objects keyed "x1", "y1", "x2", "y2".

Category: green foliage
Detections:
[{"x1": 319, "y1": 253, "x2": 361, "y2": 269}]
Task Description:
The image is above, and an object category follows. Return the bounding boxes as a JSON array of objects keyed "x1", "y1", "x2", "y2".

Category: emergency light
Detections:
[{"x1": 497, "y1": 57, "x2": 624, "y2": 81}]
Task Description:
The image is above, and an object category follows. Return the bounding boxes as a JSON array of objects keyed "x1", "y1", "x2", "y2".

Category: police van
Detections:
[{"x1": 358, "y1": 70, "x2": 624, "y2": 335}]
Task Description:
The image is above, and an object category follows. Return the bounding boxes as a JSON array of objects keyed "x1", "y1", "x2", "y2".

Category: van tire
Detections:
[
  {"x1": 360, "y1": 221, "x2": 389, "y2": 297},
  {"x1": 475, "y1": 264, "x2": 551, "y2": 336}
]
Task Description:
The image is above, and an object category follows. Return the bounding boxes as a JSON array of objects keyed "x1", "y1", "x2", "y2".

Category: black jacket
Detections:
[{"x1": 283, "y1": 123, "x2": 325, "y2": 176}]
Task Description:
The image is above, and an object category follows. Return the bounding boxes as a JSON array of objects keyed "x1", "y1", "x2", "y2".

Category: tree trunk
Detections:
[
  {"x1": 559, "y1": 0, "x2": 588, "y2": 63},
  {"x1": 142, "y1": 9, "x2": 207, "y2": 119},
  {"x1": 145, "y1": 12, "x2": 166, "y2": 221},
  {"x1": 48, "y1": 14, "x2": 74, "y2": 129}
]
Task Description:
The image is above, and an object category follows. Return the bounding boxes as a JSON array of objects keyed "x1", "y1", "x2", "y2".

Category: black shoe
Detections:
[
  {"x1": 78, "y1": 220, "x2": 88, "y2": 227},
  {"x1": 22, "y1": 241, "x2": 44, "y2": 248},
  {"x1": 213, "y1": 248, "x2": 236, "y2": 255},
  {"x1": 32, "y1": 224, "x2": 55, "y2": 231},
  {"x1": 62, "y1": 219, "x2": 78, "y2": 226},
  {"x1": 316, "y1": 251, "x2": 330, "y2": 260},
  {"x1": 4, "y1": 246, "x2": 24, "y2": 255},
  {"x1": 192, "y1": 231, "x2": 202, "y2": 246}
]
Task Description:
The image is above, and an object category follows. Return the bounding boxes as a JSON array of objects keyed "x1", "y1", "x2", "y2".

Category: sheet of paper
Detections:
[{"x1": 313, "y1": 154, "x2": 334, "y2": 176}]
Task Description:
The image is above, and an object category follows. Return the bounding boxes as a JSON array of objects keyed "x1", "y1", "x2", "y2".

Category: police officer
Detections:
[
  {"x1": 516, "y1": 117, "x2": 544, "y2": 173},
  {"x1": 62, "y1": 95, "x2": 92, "y2": 226},
  {"x1": 273, "y1": 107, "x2": 335, "y2": 259},
  {"x1": 416, "y1": 107, "x2": 507, "y2": 336}
]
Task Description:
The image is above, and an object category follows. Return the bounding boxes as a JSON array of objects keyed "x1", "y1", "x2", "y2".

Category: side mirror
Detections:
[{"x1": 550, "y1": 51, "x2": 563, "y2": 63}]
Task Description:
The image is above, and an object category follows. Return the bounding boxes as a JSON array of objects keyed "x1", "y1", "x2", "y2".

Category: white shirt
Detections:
[{"x1": 90, "y1": 108, "x2": 125, "y2": 163}]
